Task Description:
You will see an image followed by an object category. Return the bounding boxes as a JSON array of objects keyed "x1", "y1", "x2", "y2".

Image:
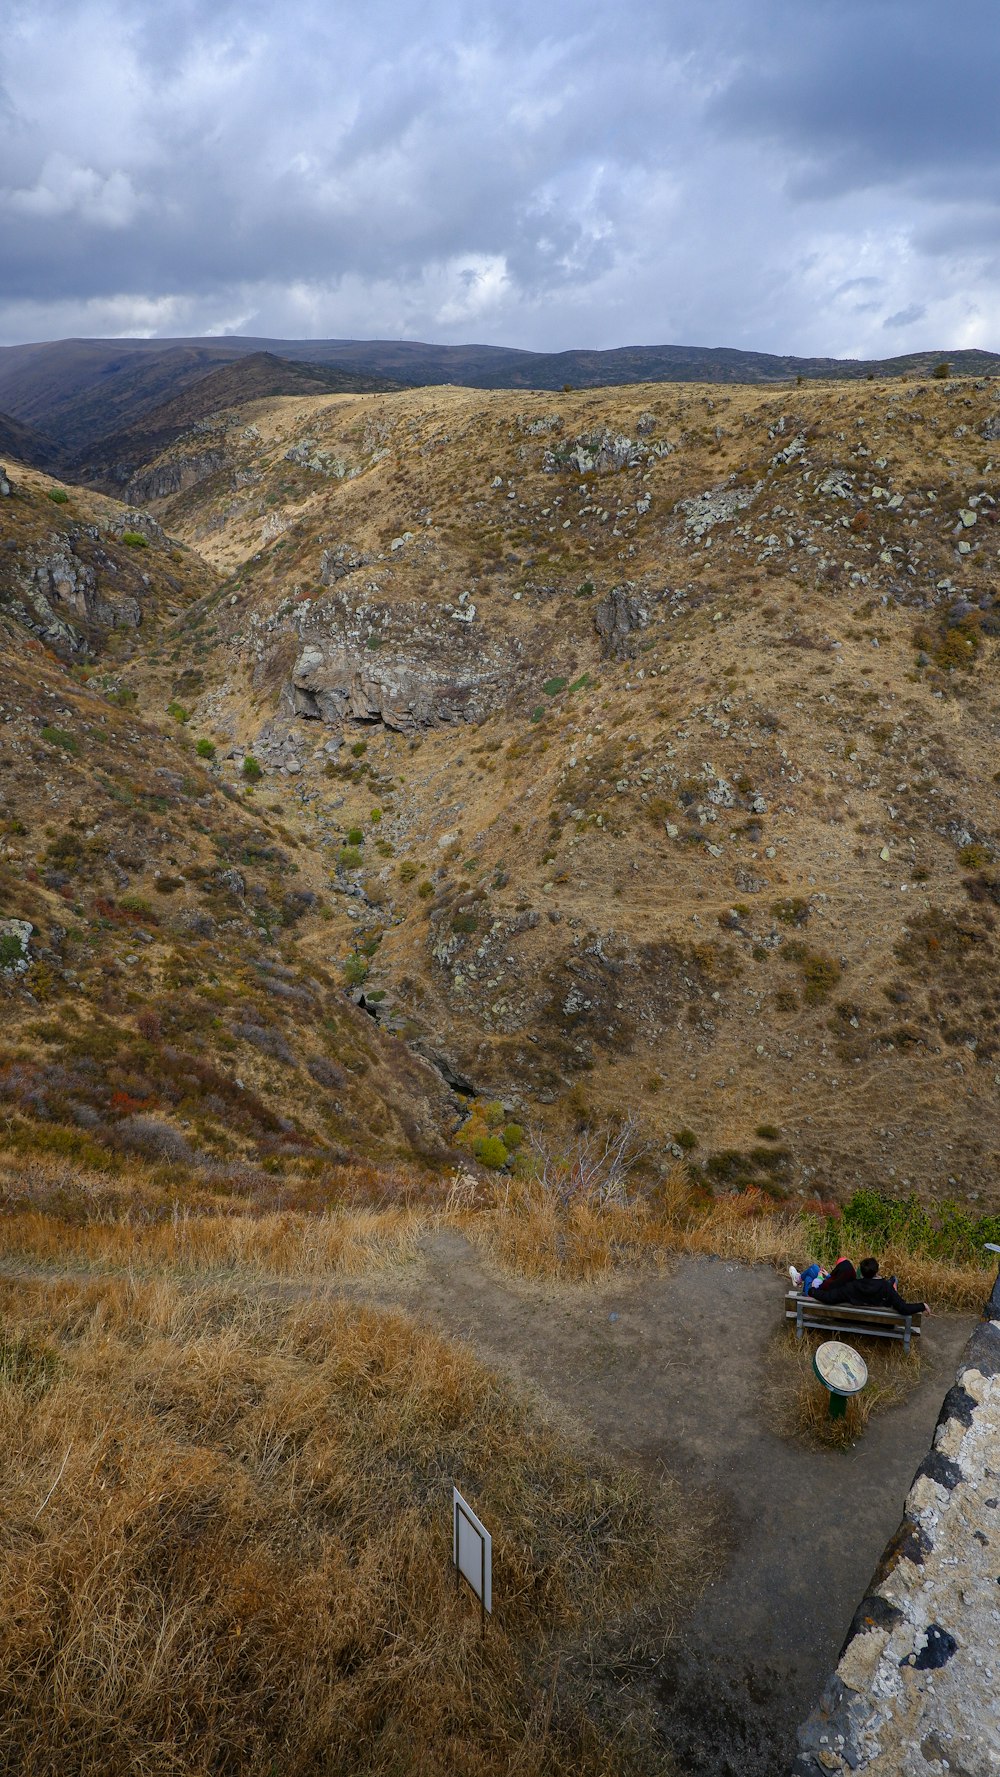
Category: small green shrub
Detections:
[
  {"x1": 931, "y1": 362, "x2": 951, "y2": 380},
  {"x1": 502, "y1": 1122, "x2": 524, "y2": 1150},
  {"x1": 755, "y1": 1123, "x2": 780, "y2": 1141},
  {"x1": 959, "y1": 843, "x2": 991, "y2": 869},
  {"x1": 121, "y1": 530, "x2": 148, "y2": 548},
  {"x1": 800, "y1": 951, "x2": 842, "y2": 1003},
  {"x1": 673, "y1": 1128, "x2": 698, "y2": 1151},
  {"x1": 46, "y1": 488, "x2": 70, "y2": 504},
  {"x1": 0, "y1": 933, "x2": 26, "y2": 968},
  {"x1": 772, "y1": 897, "x2": 809, "y2": 926},
  {"x1": 168, "y1": 702, "x2": 190, "y2": 725},
  {"x1": 346, "y1": 828, "x2": 364, "y2": 846},
  {"x1": 351, "y1": 740, "x2": 367, "y2": 758},
  {"x1": 399, "y1": 861, "x2": 419, "y2": 883},
  {"x1": 452, "y1": 911, "x2": 477, "y2": 934},
  {"x1": 370, "y1": 808, "x2": 382, "y2": 824},
  {"x1": 576, "y1": 580, "x2": 595, "y2": 597},
  {"x1": 242, "y1": 756, "x2": 262, "y2": 782},
  {"x1": 343, "y1": 953, "x2": 369, "y2": 986},
  {"x1": 40, "y1": 725, "x2": 78, "y2": 754},
  {"x1": 417, "y1": 880, "x2": 434, "y2": 898},
  {"x1": 339, "y1": 847, "x2": 363, "y2": 870},
  {"x1": 473, "y1": 1134, "x2": 508, "y2": 1169},
  {"x1": 195, "y1": 738, "x2": 216, "y2": 760},
  {"x1": 543, "y1": 676, "x2": 568, "y2": 697}
]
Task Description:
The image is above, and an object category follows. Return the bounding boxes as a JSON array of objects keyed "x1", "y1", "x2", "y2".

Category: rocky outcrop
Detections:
[
  {"x1": 676, "y1": 477, "x2": 761, "y2": 540},
  {"x1": 126, "y1": 452, "x2": 226, "y2": 504},
  {"x1": 544, "y1": 428, "x2": 644, "y2": 474},
  {"x1": 794, "y1": 1271, "x2": 1000, "y2": 1777},
  {"x1": 0, "y1": 525, "x2": 158, "y2": 653},
  {"x1": 287, "y1": 640, "x2": 492, "y2": 731},
  {"x1": 0, "y1": 919, "x2": 32, "y2": 976},
  {"x1": 319, "y1": 544, "x2": 376, "y2": 583},
  {"x1": 594, "y1": 583, "x2": 650, "y2": 659}
]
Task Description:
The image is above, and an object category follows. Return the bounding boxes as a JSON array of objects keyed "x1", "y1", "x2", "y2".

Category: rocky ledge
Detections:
[{"x1": 794, "y1": 1274, "x2": 1000, "y2": 1777}]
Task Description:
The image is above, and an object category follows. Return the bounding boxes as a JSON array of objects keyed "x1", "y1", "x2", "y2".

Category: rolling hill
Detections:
[
  {"x1": 77, "y1": 350, "x2": 402, "y2": 494},
  {"x1": 2, "y1": 334, "x2": 999, "y2": 462}
]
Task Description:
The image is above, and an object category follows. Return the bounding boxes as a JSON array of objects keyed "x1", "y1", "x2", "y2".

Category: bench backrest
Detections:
[{"x1": 784, "y1": 1289, "x2": 921, "y2": 1330}]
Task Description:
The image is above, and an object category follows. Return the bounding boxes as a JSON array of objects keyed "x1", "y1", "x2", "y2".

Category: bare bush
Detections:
[
  {"x1": 531, "y1": 1113, "x2": 651, "y2": 1207},
  {"x1": 115, "y1": 1115, "x2": 193, "y2": 1163}
]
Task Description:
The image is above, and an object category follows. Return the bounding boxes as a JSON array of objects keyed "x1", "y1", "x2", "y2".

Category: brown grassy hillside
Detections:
[{"x1": 95, "y1": 373, "x2": 1000, "y2": 1208}]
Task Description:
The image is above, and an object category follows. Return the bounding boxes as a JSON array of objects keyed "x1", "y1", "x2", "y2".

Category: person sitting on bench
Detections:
[{"x1": 813, "y1": 1256, "x2": 929, "y2": 1316}]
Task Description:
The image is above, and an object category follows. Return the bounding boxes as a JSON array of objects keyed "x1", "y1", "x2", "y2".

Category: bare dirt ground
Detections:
[
  {"x1": 359, "y1": 1235, "x2": 974, "y2": 1777},
  {"x1": 1, "y1": 1240, "x2": 974, "y2": 1775}
]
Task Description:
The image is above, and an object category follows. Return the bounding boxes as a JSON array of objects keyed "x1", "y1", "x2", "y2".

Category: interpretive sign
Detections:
[
  {"x1": 814, "y1": 1338, "x2": 868, "y2": 1419},
  {"x1": 452, "y1": 1487, "x2": 492, "y2": 1627}
]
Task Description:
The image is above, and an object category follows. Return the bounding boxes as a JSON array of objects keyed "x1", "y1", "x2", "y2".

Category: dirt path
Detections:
[{"x1": 3, "y1": 1239, "x2": 975, "y2": 1777}]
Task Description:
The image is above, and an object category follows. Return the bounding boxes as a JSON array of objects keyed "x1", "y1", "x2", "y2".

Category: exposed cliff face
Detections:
[
  {"x1": 0, "y1": 468, "x2": 216, "y2": 659},
  {"x1": 287, "y1": 634, "x2": 508, "y2": 731},
  {"x1": 125, "y1": 450, "x2": 228, "y2": 506},
  {"x1": 3, "y1": 527, "x2": 147, "y2": 652}
]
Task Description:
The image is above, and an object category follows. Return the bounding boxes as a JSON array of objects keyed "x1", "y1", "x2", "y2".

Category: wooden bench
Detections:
[{"x1": 784, "y1": 1290, "x2": 922, "y2": 1355}]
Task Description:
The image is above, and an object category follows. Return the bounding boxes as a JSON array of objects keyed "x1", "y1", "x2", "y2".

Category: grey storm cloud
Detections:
[{"x1": 0, "y1": 0, "x2": 997, "y2": 354}]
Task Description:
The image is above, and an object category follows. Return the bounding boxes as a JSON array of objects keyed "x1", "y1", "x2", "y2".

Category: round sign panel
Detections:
[{"x1": 814, "y1": 1340, "x2": 868, "y2": 1397}]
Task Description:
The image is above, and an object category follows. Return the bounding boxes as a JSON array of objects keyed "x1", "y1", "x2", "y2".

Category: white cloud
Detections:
[
  {"x1": 5, "y1": 154, "x2": 141, "y2": 227},
  {"x1": 0, "y1": 0, "x2": 996, "y2": 355}
]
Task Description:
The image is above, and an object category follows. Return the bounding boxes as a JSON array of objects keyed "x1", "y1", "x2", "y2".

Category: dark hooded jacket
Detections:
[{"x1": 846, "y1": 1274, "x2": 924, "y2": 1316}]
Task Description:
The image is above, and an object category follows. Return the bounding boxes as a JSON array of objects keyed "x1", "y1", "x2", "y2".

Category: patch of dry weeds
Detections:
[{"x1": 0, "y1": 1274, "x2": 713, "y2": 1776}]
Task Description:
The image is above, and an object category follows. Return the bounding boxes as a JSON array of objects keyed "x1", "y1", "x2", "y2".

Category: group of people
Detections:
[{"x1": 790, "y1": 1255, "x2": 930, "y2": 1317}]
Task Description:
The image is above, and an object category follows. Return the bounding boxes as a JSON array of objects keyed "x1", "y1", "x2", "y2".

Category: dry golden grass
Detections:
[
  {"x1": 1, "y1": 1148, "x2": 992, "y2": 1316},
  {"x1": 0, "y1": 1274, "x2": 712, "y2": 1776},
  {"x1": 765, "y1": 1327, "x2": 923, "y2": 1450},
  {"x1": 0, "y1": 1203, "x2": 425, "y2": 1279},
  {"x1": 464, "y1": 1171, "x2": 995, "y2": 1311}
]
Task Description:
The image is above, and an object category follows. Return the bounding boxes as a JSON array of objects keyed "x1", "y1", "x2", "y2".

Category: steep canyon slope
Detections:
[{"x1": 3, "y1": 371, "x2": 1000, "y2": 1207}]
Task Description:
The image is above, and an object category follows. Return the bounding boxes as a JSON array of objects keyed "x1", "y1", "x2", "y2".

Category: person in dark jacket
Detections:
[
  {"x1": 847, "y1": 1257, "x2": 929, "y2": 1316},
  {"x1": 811, "y1": 1257, "x2": 929, "y2": 1315}
]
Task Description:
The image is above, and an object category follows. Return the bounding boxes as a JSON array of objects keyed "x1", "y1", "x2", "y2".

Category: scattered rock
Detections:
[{"x1": 677, "y1": 479, "x2": 760, "y2": 540}]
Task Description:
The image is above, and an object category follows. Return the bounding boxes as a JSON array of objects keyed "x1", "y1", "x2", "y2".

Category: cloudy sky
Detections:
[{"x1": 0, "y1": 0, "x2": 997, "y2": 356}]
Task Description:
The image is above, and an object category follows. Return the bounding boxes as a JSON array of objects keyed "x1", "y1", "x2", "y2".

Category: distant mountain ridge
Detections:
[
  {"x1": 0, "y1": 333, "x2": 997, "y2": 460},
  {"x1": 79, "y1": 351, "x2": 402, "y2": 491}
]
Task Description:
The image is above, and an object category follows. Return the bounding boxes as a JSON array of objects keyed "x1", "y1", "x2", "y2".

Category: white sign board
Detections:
[{"x1": 452, "y1": 1487, "x2": 492, "y2": 1616}]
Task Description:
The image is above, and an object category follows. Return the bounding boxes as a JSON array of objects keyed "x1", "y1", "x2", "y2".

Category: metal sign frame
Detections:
[{"x1": 452, "y1": 1487, "x2": 491, "y2": 1634}]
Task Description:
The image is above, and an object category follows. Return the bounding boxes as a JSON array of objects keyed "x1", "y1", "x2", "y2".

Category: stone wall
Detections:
[{"x1": 793, "y1": 1272, "x2": 1000, "y2": 1776}]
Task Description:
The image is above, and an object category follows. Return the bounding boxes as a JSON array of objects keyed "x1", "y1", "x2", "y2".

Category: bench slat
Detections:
[
  {"x1": 783, "y1": 1291, "x2": 920, "y2": 1326},
  {"x1": 783, "y1": 1289, "x2": 921, "y2": 1354}
]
